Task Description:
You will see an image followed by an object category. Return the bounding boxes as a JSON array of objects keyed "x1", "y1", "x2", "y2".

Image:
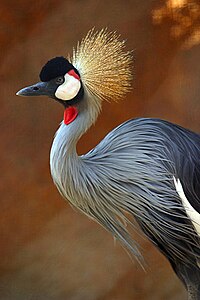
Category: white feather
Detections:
[{"x1": 173, "y1": 176, "x2": 200, "y2": 236}]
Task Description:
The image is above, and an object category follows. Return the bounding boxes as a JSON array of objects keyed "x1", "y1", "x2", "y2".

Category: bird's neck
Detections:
[{"x1": 50, "y1": 96, "x2": 101, "y2": 199}]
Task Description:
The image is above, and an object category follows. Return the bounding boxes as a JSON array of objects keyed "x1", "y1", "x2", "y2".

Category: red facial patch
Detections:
[
  {"x1": 64, "y1": 106, "x2": 78, "y2": 125},
  {"x1": 68, "y1": 69, "x2": 80, "y2": 80}
]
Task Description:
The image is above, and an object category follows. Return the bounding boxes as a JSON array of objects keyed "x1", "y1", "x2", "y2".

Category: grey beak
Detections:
[{"x1": 16, "y1": 81, "x2": 53, "y2": 97}]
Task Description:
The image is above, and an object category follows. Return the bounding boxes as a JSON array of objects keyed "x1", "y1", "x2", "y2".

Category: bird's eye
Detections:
[{"x1": 55, "y1": 76, "x2": 64, "y2": 85}]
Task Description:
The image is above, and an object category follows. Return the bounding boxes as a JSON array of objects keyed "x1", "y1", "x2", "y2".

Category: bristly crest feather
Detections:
[{"x1": 69, "y1": 28, "x2": 133, "y2": 102}]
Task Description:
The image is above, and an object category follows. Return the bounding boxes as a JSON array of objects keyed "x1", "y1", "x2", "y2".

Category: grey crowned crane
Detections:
[{"x1": 17, "y1": 29, "x2": 200, "y2": 299}]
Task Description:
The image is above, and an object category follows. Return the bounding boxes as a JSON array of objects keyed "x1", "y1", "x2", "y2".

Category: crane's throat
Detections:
[{"x1": 64, "y1": 106, "x2": 78, "y2": 125}]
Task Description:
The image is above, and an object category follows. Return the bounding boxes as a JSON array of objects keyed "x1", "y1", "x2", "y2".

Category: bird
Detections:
[{"x1": 17, "y1": 28, "x2": 200, "y2": 299}]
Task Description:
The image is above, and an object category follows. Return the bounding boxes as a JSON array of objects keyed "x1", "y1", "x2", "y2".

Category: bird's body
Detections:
[
  {"x1": 51, "y1": 114, "x2": 200, "y2": 295},
  {"x1": 17, "y1": 29, "x2": 200, "y2": 299}
]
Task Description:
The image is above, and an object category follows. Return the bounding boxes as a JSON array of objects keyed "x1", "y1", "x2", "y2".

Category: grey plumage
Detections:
[
  {"x1": 50, "y1": 109, "x2": 200, "y2": 264},
  {"x1": 50, "y1": 109, "x2": 200, "y2": 297}
]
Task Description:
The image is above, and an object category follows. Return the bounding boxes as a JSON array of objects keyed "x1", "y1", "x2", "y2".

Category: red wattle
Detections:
[{"x1": 64, "y1": 106, "x2": 78, "y2": 125}]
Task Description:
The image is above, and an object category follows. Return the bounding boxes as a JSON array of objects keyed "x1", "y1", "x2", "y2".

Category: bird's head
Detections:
[
  {"x1": 17, "y1": 29, "x2": 132, "y2": 125},
  {"x1": 17, "y1": 56, "x2": 83, "y2": 104},
  {"x1": 16, "y1": 56, "x2": 84, "y2": 124}
]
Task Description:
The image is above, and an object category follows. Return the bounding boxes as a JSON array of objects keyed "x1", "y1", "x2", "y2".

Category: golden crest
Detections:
[{"x1": 70, "y1": 28, "x2": 133, "y2": 102}]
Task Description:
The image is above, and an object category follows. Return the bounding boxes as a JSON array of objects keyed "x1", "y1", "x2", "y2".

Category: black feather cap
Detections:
[{"x1": 39, "y1": 56, "x2": 79, "y2": 82}]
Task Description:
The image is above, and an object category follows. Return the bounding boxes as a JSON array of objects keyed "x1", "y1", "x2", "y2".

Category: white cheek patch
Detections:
[
  {"x1": 55, "y1": 73, "x2": 81, "y2": 101},
  {"x1": 173, "y1": 176, "x2": 200, "y2": 236}
]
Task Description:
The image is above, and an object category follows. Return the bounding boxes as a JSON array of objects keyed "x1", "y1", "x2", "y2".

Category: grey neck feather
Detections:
[{"x1": 50, "y1": 94, "x2": 101, "y2": 207}]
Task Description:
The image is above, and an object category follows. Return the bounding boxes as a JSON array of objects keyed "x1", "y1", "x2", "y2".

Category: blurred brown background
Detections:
[{"x1": 1, "y1": 0, "x2": 200, "y2": 299}]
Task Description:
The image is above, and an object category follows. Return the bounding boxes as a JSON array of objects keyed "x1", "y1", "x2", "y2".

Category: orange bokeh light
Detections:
[{"x1": 152, "y1": 0, "x2": 200, "y2": 49}]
